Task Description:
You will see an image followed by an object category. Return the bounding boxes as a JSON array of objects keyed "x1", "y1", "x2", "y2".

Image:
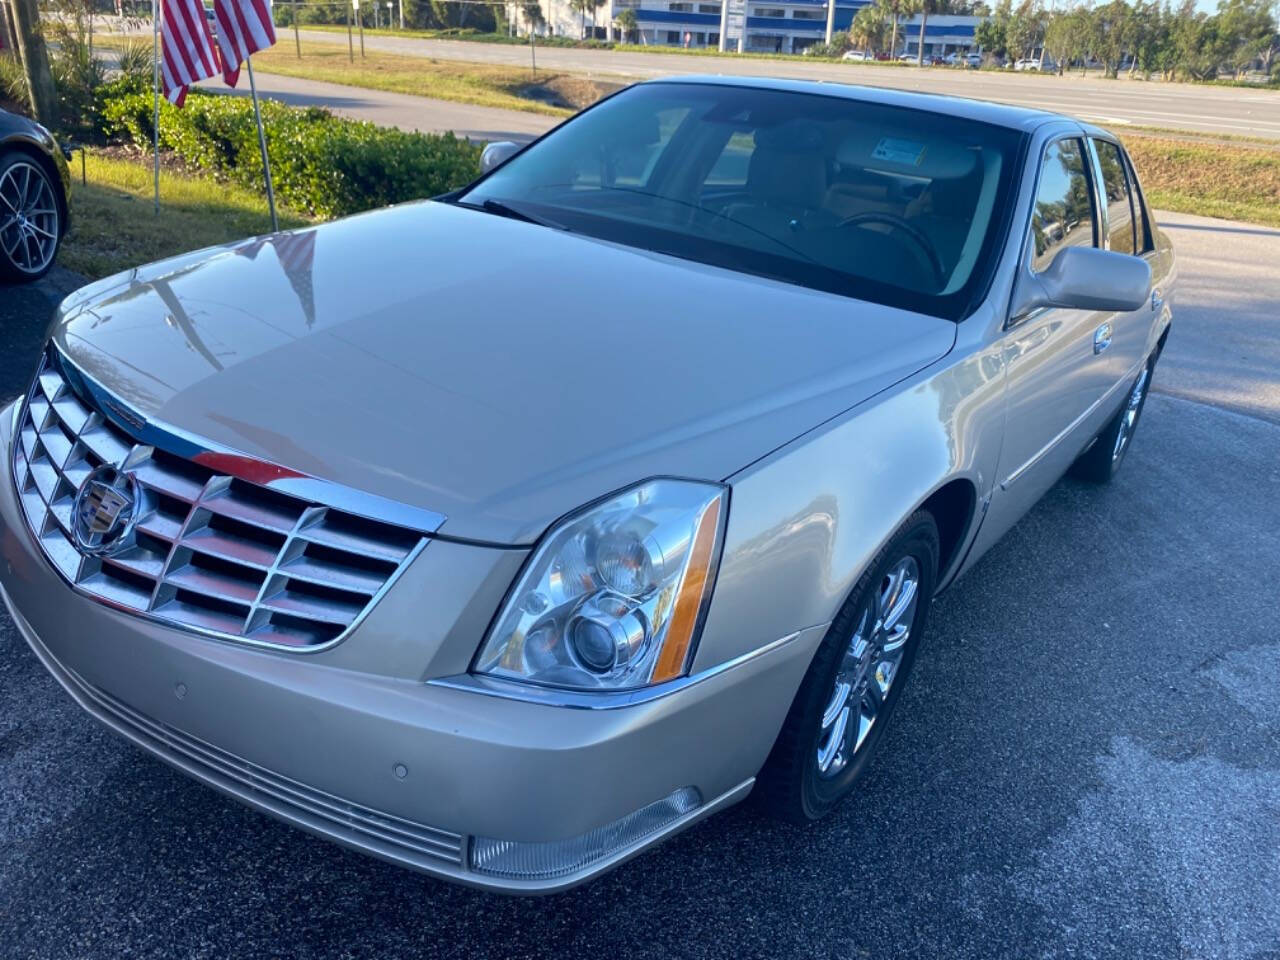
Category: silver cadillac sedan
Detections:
[{"x1": 0, "y1": 77, "x2": 1174, "y2": 893}]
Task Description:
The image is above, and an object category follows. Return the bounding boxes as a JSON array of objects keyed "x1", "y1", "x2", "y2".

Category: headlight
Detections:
[{"x1": 475, "y1": 479, "x2": 727, "y2": 691}]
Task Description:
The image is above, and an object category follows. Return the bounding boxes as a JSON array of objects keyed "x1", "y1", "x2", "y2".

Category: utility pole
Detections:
[
  {"x1": 823, "y1": 0, "x2": 835, "y2": 45},
  {"x1": 293, "y1": 0, "x2": 301, "y2": 56},
  {"x1": 7, "y1": 0, "x2": 58, "y2": 126},
  {"x1": 718, "y1": 0, "x2": 728, "y2": 50}
]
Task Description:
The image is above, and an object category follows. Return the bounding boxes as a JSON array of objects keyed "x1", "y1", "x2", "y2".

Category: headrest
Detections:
[{"x1": 755, "y1": 120, "x2": 826, "y2": 153}]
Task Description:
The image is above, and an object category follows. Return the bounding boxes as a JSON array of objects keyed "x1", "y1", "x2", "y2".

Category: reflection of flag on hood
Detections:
[
  {"x1": 160, "y1": 0, "x2": 220, "y2": 106},
  {"x1": 237, "y1": 231, "x2": 317, "y2": 328},
  {"x1": 212, "y1": 0, "x2": 277, "y2": 88}
]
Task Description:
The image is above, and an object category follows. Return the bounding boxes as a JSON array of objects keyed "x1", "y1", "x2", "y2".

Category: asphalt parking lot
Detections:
[{"x1": 1, "y1": 213, "x2": 1277, "y2": 959}]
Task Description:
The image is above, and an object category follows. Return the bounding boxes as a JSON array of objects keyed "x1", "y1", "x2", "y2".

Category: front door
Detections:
[{"x1": 978, "y1": 135, "x2": 1119, "y2": 549}]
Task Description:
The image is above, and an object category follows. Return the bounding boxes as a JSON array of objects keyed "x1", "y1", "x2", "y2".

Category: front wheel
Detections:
[{"x1": 754, "y1": 511, "x2": 940, "y2": 824}]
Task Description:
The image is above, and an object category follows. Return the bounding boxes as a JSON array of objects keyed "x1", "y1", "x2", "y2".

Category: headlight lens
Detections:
[{"x1": 475, "y1": 479, "x2": 727, "y2": 691}]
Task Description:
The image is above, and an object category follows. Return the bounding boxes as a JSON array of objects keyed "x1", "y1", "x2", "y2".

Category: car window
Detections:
[
  {"x1": 1029, "y1": 137, "x2": 1096, "y2": 274},
  {"x1": 1091, "y1": 139, "x2": 1136, "y2": 256},
  {"x1": 1122, "y1": 149, "x2": 1155, "y2": 254},
  {"x1": 459, "y1": 83, "x2": 1027, "y2": 321}
]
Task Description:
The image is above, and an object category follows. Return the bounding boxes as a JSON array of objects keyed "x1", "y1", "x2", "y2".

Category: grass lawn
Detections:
[
  {"x1": 1127, "y1": 137, "x2": 1280, "y2": 228},
  {"x1": 61, "y1": 152, "x2": 311, "y2": 280},
  {"x1": 235, "y1": 41, "x2": 598, "y2": 116}
]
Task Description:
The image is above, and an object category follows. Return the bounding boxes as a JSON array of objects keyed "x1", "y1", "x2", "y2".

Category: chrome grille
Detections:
[
  {"x1": 58, "y1": 659, "x2": 464, "y2": 867},
  {"x1": 11, "y1": 351, "x2": 428, "y2": 650}
]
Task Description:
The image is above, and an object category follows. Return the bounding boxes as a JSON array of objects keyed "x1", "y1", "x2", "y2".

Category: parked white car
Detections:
[
  {"x1": 842, "y1": 50, "x2": 873, "y2": 61},
  {"x1": 1, "y1": 76, "x2": 1175, "y2": 894}
]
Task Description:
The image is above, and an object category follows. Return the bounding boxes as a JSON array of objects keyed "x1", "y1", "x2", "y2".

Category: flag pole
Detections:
[
  {"x1": 245, "y1": 56, "x2": 278, "y2": 232},
  {"x1": 152, "y1": 0, "x2": 160, "y2": 214}
]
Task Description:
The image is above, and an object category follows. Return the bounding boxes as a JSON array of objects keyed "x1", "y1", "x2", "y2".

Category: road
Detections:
[
  {"x1": 291, "y1": 29, "x2": 1280, "y2": 140},
  {"x1": 0, "y1": 215, "x2": 1277, "y2": 958},
  {"x1": 193, "y1": 70, "x2": 556, "y2": 142}
]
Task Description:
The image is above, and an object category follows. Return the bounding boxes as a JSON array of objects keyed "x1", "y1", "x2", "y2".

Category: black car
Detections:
[{"x1": 1, "y1": 107, "x2": 71, "y2": 282}]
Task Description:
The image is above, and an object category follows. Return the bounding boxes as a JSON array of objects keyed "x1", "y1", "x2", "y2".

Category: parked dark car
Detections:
[{"x1": 1, "y1": 107, "x2": 71, "y2": 282}]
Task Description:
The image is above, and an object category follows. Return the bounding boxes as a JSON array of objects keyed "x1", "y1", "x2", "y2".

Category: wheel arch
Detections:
[{"x1": 916, "y1": 476, "x2": 979, "y2": 588}]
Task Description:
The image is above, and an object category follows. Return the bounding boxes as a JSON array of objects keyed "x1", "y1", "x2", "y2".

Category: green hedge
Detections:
[{"x1": 99, "y1": 81, "x2": 481, "y2": 219}]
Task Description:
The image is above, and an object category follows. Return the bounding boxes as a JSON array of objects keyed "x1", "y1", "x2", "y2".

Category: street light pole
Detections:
[{"x1": 824, "y1": 0, "x2": 835, "y2": 45}]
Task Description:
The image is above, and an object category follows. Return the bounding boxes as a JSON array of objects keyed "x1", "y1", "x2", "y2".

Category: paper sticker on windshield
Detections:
[{"x1": 871, "y1": 138, "x2": 927, "y2": 167}]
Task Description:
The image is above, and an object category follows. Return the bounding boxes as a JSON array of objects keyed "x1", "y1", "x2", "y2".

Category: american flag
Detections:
[
  {"x1": 159, "y1": 0, "x2": 219, "y2": 106},
  {"x1": 236, "y1": 231, "x2": 318, "y2": 326},
  {"x1": 213, "y1": 0, "x2": 277, "y2": 88}
]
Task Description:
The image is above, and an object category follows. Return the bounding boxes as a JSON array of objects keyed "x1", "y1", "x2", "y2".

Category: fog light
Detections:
[{"x1": 469, "y1": 787, "x2": 702, "y2": 881}]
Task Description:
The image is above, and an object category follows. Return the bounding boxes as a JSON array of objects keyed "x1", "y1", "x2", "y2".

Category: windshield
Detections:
[{"x1": 458, "y1": 83, "x2": 1026, "y2": 320}]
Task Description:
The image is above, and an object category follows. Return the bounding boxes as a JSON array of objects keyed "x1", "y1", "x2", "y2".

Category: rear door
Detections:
[{"x1": 1087, "y1": 136, "x2": 1155, "y2": 380}]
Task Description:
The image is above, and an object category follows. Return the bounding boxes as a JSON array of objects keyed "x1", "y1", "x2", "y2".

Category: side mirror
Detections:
[
  {"x1": 1010, "y1": 246, "x2": 1151, "y2": 321},
  {"x1": 480, "y1": 140, "x2": 522, "y2": 174}
]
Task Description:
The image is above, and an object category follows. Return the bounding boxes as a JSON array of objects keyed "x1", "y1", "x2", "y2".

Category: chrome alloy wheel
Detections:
[
  {"x1": 1112, "y1": 365, "x2": 1150, "y2": 464},
  {"x1": 0, "y1": 161, "x2": 60, "y2": 277},
  {"x1": 816, "y1": 556, "x2": 920, "y2": 779}
]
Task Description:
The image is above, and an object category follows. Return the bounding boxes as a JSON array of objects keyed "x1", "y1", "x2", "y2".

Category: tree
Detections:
[
  {"x1": 569, "y1": 0, "x2": 604, "y2": 37},
  {"x1": 6, "y1": 0, "x2": 57, "y2": 125},
  {"x1": 1005, "y1": 0, "x2": 1044, "y2": 60},
  {"x1": 1216, "y1": 0, "x2": 1276, "y2": 76},
  {"x1": 1170, "y1": 0, "x2": 1220, "y2": 78},
  {"x1": 917, "y1": 0, "x2": 939, "y2": 63},
  {"x1": 851, "y1": 2, "x2": 889, "y2": 51},
  {"x1": 975, "y1": 0, "x2": 1011, "y2": 59},
  {"x1": 522, "y1": 0, "x2": 546, "y2": 33},
  {"x1": 614, "y1": 4, "x2": 636, "y2": 41},
  {"x1": 1043, "y1": 9, "x2": 1079, "y2": 71},
  {"x1": 1, "y1": 0, "x2": 20, "y2": 57},
  {"x1": 876, "y1": 0, "x2": 915, "y2": 56}
]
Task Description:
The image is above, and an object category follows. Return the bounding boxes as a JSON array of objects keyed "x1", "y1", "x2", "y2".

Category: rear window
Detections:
[{"x1": 458, "y1": 83, "x2": 1027, "y2": 320}]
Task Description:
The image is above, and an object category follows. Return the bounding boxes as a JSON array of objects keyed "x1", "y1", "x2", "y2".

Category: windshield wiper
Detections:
[{"x1": 469, "y1": 198, "x2": 568, "y2": 231}]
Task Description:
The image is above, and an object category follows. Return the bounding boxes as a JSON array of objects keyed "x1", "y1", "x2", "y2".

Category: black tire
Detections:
[
  {"x1": 1070, "y1": 353, "x2": 1156, "y2": 484},
  {"x1": 0, "y1": 150, "x2": 64, "y2": 283},
  {"x1": 754, "y1": 511, "x2": 940, "y2": 824}
]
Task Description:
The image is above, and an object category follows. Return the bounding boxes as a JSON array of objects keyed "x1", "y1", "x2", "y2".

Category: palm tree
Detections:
[
  {"x1": 877, "y1": 0, "x2": 915, "y2": 57},
  {"x1": 614, "y1": 4, "x2": 637, "y2": 42},
  {"x1": 851, "y1": 3, "x2": 886, "y2": 53},
  {"x1": 916, "y1": 0, "x2": 937, "y2": 64}
]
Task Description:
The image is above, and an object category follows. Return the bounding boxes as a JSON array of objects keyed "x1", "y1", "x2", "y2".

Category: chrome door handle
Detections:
[
  {"x1": 1151, "y1": 290, "x2": 1164, "y2": 312},
  {"x1": 1094, "y1": 322, "x2": 1113, "y2": 354}
]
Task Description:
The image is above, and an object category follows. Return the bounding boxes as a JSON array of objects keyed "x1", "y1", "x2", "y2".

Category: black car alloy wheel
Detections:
[{"x1": 0, "y1": 153, "x2": 61, "y2": 280}]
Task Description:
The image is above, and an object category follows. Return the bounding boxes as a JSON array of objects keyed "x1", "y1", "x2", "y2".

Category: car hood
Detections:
[{"x1": 52, "y1": 201, "x2": 955, "y2": 545}]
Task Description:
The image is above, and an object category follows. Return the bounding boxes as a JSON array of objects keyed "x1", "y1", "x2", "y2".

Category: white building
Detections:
[{"x1": 516, "y1": 0, "x2": 982, "y2": 58}]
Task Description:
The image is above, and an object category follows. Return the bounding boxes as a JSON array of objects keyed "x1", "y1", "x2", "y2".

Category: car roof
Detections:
[{"x1": 642, "y1": 75, "x2": 1097, "y2": 137}]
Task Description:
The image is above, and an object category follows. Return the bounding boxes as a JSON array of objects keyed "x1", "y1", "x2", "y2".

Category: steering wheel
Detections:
[{"x1": 837, "y1": 212, "x2": 945, "y2": 289}]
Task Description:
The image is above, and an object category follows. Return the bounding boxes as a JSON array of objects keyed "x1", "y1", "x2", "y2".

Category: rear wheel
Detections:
[
  {"x1": 754, "y1": 511, "x2": 939, "y2": 824},
  {"x1": 1070, "y1": 354, "x2": 1155, "y2": 484},
  {"x1": 0, "y1": 152, "x2": 62, "y2": 282}
]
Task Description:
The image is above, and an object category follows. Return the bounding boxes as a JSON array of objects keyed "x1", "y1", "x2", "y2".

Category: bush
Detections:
[
  {"x1": 805, "y1": 33, "x2": 853, "y2": 59},
  {"x1": 46, "y1": 7, "x2": 108, "y2": 140},
  {"x1": 100, "y1": 90, "x2": 481, "y2": 218}
]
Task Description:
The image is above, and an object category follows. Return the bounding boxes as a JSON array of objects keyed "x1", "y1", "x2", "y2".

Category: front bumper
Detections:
[{"x1": 0, "y1": 403, "x2": 824, "y2": 893}]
